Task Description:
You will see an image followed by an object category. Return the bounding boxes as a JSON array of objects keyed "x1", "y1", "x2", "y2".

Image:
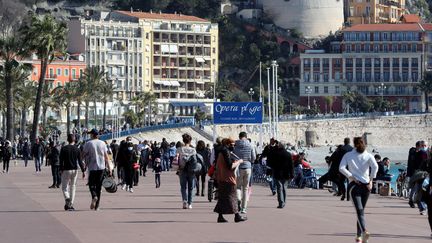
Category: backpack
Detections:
[{"x1": 185, "y1": 153, "x2": 203, "y2": 175}]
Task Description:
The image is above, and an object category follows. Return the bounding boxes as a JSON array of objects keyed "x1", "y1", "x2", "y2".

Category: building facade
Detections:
[
  {"x1": 347, "y1": 0, "x2": 406, "y2": 25},
  {"x1": 300, "y1": 23, "x2": 424, "y2": 112},
  {"x1": 80, "y1": 10, "x2": 218, "y2": 118}
]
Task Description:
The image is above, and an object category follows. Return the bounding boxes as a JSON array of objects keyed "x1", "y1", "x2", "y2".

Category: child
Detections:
[{"x1": 154, "y1": 158, "x2": 162, "y2": 188}]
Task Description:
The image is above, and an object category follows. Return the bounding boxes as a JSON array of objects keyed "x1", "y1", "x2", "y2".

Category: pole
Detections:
[
  {"x1": 212, "y1": 71, "x2": 217, "y2": 144},
  {"x1": 267, "y1": 67, "x2": 272, "y2": 139},
  {"x1": 275, "y1": 63, "x2": 279, "y2": 140},
  {"x1": 259, "y1": 62, "x2": 263, "y2": 153},
  {"x1": 272, "y1": 61, "x2": 276, "y2": 139}
]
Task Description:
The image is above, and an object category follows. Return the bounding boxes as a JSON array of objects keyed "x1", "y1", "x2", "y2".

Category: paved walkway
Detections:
[{"x1": 0, "y1": 161, "x2": 430, "y2": 243}]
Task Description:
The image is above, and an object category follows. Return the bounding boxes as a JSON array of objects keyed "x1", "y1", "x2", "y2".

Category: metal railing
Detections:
[{"x1": 98, "y1": 121, "x2": 195, "y2": 141}]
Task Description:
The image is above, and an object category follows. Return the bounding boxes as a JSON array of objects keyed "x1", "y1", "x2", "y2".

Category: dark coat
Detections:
[{"x1": 268, "y1": 147, "x2": 294, "y2": 180}]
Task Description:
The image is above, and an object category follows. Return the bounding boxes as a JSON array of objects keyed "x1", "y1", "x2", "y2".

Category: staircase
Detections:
[{"x1": 191, "y1": 125, "x2": 213, "y2": 141}]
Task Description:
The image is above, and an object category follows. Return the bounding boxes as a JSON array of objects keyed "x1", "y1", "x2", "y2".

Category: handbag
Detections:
[
  {"x1": 133, "y1": 162, "x2": 140, "y2": 170},
  {"x1": 102, "y1": 175, "x2": 117, "y2": 193}
]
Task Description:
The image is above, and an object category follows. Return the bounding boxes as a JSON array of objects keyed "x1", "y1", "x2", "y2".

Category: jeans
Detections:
[
  {"x1": 410, "y1": 182, "x2": 426, "y2": 212},
  {"x1": 275, "y1": 178, "x2": 287, "y2": 206},
  {"x1": 162, "y1": 154, "x2": 170, "y2": 171},
  {"x1": 51, "y1": 165, "x2": 61, "y2": 186},
  {"x1": 34, "y1": 157, "x2": 41, "y2": 172},
  {"x1": 23, "y1": 155, "x2": 29, "y2": 167},
  {"x1": 269, "y1": 177, "x2": 276, "y2": 193},
  {"x1": 124, "y1": 167, "x2": 134, "y2": 188},
  {"x1": 88, "y1": 170, "x2": 104, "y2": 209},
  {"x1": 155, "y1": 174, "x2": 161, "y2": 188},
  {"x1": 180, "y1": 172, "x2": 195, "y2": 205},
  {"x1": 348, "y1": 182, "x2": 370, "y2": 237},
  {"x1": 195, "y1": 173, "x2": 206, "y2": 196},
  {"x1": 236, "y1": 168, "x2": 252, "y2": 210},
  {"x1": 61, "y1": 170, "x2": 78, "y2": 204},
  {"x1": 3, "y1": 158, "x2": 9, "y2": 172}
]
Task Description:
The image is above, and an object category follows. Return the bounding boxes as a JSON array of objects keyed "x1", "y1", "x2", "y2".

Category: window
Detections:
[
  {"x1": 314, "y1": 86, "x2": 319, "y2": 94},
  {"x1": 57, "y1": 82, "x2": 61, "y2": 87},
  {"x1": 64, "y1": 69, "x2": 69, "y2": 76},
  {"x1": 79, "y1": 69, "x2": 83, "y2": 77},
  {"x1": 334, "y1": 72, "x2": 341, "y2": 81},
  {"x1": 56, "y1": 68, "x2": 61, "y2": 76},
  {"x1": 313, "y1": 72, "x2": 320, "y2": 82},
  {"x1": 335, "y1": 86, "x2": 340, "y2": 94},
  {"x1": 323, "y1": 73, "x2": 329, "y2": 82},
  {"x1": 72, "y1": 69, "x2": 76, "y2": 78},
  {"x1": 324, "y1": 86, "x2": 329, "y2": 94}
]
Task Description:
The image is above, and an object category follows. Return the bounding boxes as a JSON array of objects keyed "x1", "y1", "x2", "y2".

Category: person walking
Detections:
[
  {"x1": 32, "y1": 138, "x2": 44, "y2": 173},
  {"x1": 22, "y1": 139, "x2": 31, "y2": 167},
  {"x1": 60, "y1": 134, "x2": 86, "y2": 211},
  {"x1": 339, "y1": 137, "x2": 378, "y2": 243},
  {"x1": 2, "y1": 141, "x2": 12, "y2": 173},
  {"x1": 177, "y1": 133, "x2": 196, "y2": 209},
  {"x1": 233, "y1": 132, "x2": 256, "y2": 214},
  {"x1": 121, "y1": 140, "x2": 138, "y2": 193},
  {"x1": 214, "y1": 138, "x2": 246, "y2": 223},
  {"x1": 196, "y1": 140, "x2": 210, "y2": 197},
  {"x1": 139, "y1": 140, "x2": 151, "y2": 177},
  {"x1": 161, "y1": 138, "x2": 170, "y2": 171},
  {"x1": 268, "y1": 142, "x2": 294, "y2": 208},
  {"x1": 47, "y1": 141, "x2": 61, "y2": 188},
  {"x1": 153, "y1": 158, "x2": 162, "y2": 188},
  {"x1": 81, "y1": 129, "x2": 111, "y2": 210}
]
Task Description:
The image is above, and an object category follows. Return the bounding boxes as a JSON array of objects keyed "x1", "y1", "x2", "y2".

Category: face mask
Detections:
[
  {"x1": 128, "y1": 147, "x2": 133, "y2": 151},
  {"x1": 421, "y1": 147, "x2": 428, "y2": 152}
]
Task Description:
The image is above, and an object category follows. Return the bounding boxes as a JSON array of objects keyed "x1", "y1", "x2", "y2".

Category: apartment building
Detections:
[
  {"x1": 80, "y1": 10, "x2": 218, "y2": 118},
  {"x1": 300, "y1": 23, "x2": 424, "y2": 112},
  {"x1": 347, "y1": 0, "x2": 406, "y2": 25}
]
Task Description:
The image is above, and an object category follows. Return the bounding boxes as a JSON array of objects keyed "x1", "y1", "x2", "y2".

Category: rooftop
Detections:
[
  {"x1": 400, "y1": 14, "x2": 421, "y2": 24},
  {"x1": 343, "y1": 23, "x2": 422, "y2": 32},
  {"x1": 115, "y1": 10, "x2": 209, "y2": 23}
]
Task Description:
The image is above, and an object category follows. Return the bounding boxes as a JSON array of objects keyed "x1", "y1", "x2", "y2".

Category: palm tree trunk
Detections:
[
  {"x1": 20, "y1": 107, "x2": 27, "y2": 138},
  {"x1": 77, "y1": 100, "x2": 81, "y2": 130},
  {"x1": 102, "y1": 101, "x2": 107, "y2": 130},
  {"x1": 42, "y1": 105, "x2": 48, "y2": 128},
  {"x1": 94, "y1": 99, "x2": 97, "y2": 129},
  {"x1": 31, "y1": 59, "x2": 47, "y2": 142},
  {"x1": 5, "y1": 67, "x2": 14, "y2": 141},
  {"x1": 426, "y1": 92, "x2": 430, "y2": 113},
  {"x1": 66, "y1": 105, "x2": 71, "y2": 135},
  {"x1": 85, "y1": 100, "x2": 89, "y2": 128},
  {"x1": 2, "y1": 111, "x2": 5, "y2": 137}
]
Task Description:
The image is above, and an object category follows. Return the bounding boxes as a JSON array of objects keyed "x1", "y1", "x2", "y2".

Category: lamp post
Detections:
[
  {"x1": 379, "y1": 82, "x2": 387, "y2": 111},
  {"x1": 305, "y1": 86, "x2": 312, "y2": 109},
  {"x1": 248, "y1": 88, "x2": 255, "y2": 102},
  {"x1": 267, "y1": 67, "x2": 272, "y2": 138}
]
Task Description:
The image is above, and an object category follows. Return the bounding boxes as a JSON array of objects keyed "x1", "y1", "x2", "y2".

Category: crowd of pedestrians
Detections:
[{"x1": 2, "y1": 130, "x2": 432, "y2": 242}]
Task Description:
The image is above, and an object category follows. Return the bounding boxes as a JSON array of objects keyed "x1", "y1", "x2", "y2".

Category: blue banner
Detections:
[{"x1": 213, "y1": 102, "x2": 263, "y2": 124}]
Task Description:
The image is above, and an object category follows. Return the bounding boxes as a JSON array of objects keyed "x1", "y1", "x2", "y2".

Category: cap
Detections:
[{"x1": 88, "y1": 129, "x2": 99, "y2": 136}]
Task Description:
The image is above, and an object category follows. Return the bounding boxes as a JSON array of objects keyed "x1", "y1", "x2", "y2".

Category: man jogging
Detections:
[
  {"x1": 60, "y1": 134, "x2": 86, "y2": 211},
  {"x1": 82, "y1": 129, "x2": 111, "y2": 211}
]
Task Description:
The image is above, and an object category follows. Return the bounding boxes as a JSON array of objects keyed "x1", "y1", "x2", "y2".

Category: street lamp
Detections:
[
  {"x1": 379, "y1": 82, "x2": 386, "y2": 100},
  {"x1": 305, "y1": 86, "x2": 312, "y2": 109},
  {"x1": 248, "y1": 88, "x2": 255, "y2": 102}
]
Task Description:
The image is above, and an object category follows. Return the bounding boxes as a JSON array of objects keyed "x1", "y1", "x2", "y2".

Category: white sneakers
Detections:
[
  {"x1": 187, "y1": 204, "x2": 192, "y2": 209},
  {"x1": 128, "y1": 188, "x2": 134, "y2": 193},
  {"x1": 121, "y1": 184, "x2": 127, "y2": 190}
]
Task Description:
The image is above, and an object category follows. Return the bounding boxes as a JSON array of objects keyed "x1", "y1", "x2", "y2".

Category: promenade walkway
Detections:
[{"x1": 0, "y1": 162, "x2": 430, "y2": 243}]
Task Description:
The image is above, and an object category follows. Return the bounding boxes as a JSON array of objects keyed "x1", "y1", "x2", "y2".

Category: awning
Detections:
[
  {"x1": 161, "y1": 44, "x2": 170, "y2": 53},
  {"x1": 169, "y1": 45, "x2": 178, "y2": 53},
  {"x1": 170, "y1": 102, "x2": 205, "y2": 108},
  {"x1": 203, "y1": 56, "x2": 211, "y2": 61},
  {"x1": 195, "y1": 57, "x2": 205, "y2": 63},
  {"x1": 154, "y1": 80, "x2": 163, "y2": 84},
  {"x1": 162, "y1": 81, "x2": 171, "y2": 86},
  {"x1": 196, "y1": 80, "x2": 205, "y2": 84},
  {"x1": 170, "y1": 81, "x2": 180, "y2": 87}
]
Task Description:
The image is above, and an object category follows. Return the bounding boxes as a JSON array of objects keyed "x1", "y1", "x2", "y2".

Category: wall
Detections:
[{"x1": 215, "y1": 114, "x2": 432, "y2": 147}]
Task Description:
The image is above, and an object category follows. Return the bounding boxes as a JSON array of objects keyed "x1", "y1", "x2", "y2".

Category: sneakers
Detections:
[
  {"x1": 355, "y1": 236, "x2": 362, "y2": 243},
  {"x1": 420, "y1": 210, "x2": 427, "y2": 215},
  {"x1": 362, "y1": 231, "x2": 370, "y2": 243},
  {"x1": 182, "y1": 202, "x2": 188, "y2": 209},
  {"x1": 240, "y1": 208, "x2": 247, "y2": 214},
  {"x1": 217, "y1": 216, "x2": 228, "y2": 223},
  {"x1": 64, "y1": 198, "x2": 72, "y2": 211},
  {"x1": 187, "y1": 204, "x2": 192, "y2": 209},
  {"x1": 90, "y1": 197, "x2": 98, "y2": 210},
  {"x1": 234, "y1": 214, "x2": 247, "y2": 223},
  {"x1": 48, "y1": 185, "x2": 56, "y2": 189},
  {"x1": 408, "y1": 200, "x2": 415, "y2": 208},
  {"x1": 121, "y1": 184, "x2": 127, "y2": 190},
  {"x1": 129, "y1": 188, "x2": 134, "y2": 193}
]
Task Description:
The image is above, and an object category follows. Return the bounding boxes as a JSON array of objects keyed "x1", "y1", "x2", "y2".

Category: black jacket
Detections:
[
  {"x1": 59, "y1": 144, "x2": 85, "y2": 172},
  {"x1": 47, "y1": 146, "x2": 60, "y2": 166},
  {"x1": 268, "y1": 147, "x2": 294, "y2": 180}
]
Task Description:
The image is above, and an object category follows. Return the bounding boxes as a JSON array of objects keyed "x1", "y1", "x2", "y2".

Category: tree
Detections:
[
  {"x1": 82, "y1": 67, "x2": 105, "y2": 128},
  {"x1": 98, "y1": 79, "x2": 114, "y2": 130},
  {"x1": 15, "y1": 81, "x2": 36, "y2": 138},
  {"x1": 0, "y1": 36, "x2": 29, "y2": 141},
  {"x1": 123, "y1": 109, "x2": 139, "y2": 128},
  {"x1": 20, "y1": 14, "x2": 67, "y2": 142},
  {"x1": 418, "y1": 71, "x2": 432, "y2": 112},
  {"x1": 324, "y1": 96, "x2": 334, "y2": 113},
  {"x1": 51, "y1": 82, "x2": 76, "y2": 135}
]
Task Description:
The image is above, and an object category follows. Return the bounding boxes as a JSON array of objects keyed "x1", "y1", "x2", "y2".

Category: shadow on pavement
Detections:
[{"x1": 310, "y1": 232, "x2": 429, "y2": 240}]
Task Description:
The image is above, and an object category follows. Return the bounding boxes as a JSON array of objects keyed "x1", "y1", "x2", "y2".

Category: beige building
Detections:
[
  {"x1": 347, "y1": 0, "x2": 406, "y2": 25},
  {"x1": 80, "y1": 10, "x2": 218, "y2": 117}
]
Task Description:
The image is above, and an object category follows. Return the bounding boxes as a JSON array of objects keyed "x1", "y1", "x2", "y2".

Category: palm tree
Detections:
[
  {"x1": 98, "y1": 79, "x2": 114, "y2": 130},
  {"x1": 82, "y1": 67, "x2": 105, "y2": 128},
  {"x1": 15, "y1": 82, "x2": 36, "y2": 138},
  {"x1": 52, "y1": 82, "x2": 75, "y2": 134},
  {"x1": 131, "y1": 92, "x2": 157, "y2": 126},
  {"x1": 0, "y1": 36, "x2": 29, "y2": 141},
  {"x1": 418, "y1": 71, "x2": 432, "y2": 113},
  {"x1": 20, "y1": 14, "x2": 67, "y2": 142}
]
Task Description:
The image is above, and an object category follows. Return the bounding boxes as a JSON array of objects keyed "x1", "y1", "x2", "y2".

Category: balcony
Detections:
[{"x1": 107, "y1": 59, "x2": 126, "y2": 65}]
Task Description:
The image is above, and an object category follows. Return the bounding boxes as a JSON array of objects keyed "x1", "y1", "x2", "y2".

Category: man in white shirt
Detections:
[{"x1": 82, "y1": 129, "x2": 110, "y2": 210}]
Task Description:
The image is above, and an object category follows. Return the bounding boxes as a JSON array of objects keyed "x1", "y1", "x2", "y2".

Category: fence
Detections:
[{"x1": 98, "y1": 121, "x2": 195, "y2": 141}]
